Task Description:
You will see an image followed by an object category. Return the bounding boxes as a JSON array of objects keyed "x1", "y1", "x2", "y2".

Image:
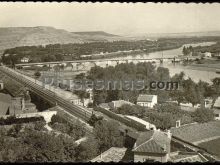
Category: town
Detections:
[{"x1": 0, "y1": 2, "x2": 220, "y2": 163}]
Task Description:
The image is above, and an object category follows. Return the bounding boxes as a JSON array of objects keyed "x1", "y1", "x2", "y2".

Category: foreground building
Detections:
[{"x1": 132, "y1": 130, "x2": 171, "y2": 162}]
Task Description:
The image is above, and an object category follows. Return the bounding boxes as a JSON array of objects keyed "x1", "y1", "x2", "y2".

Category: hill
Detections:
[
  {"x1": 73, "y1": 31, "x2": 119, "y2": 37},
  {"x1": 0, "y1": 27, "x2": 122, "y2": 53}
]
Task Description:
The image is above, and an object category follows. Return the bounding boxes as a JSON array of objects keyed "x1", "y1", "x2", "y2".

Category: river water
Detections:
[{"x1": 108, "y1": 41, "x2": 219, "y2": 83}]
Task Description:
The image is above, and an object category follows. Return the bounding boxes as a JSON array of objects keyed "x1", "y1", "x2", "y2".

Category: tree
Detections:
[
  {"x1": 183, "y1": 78, "x2": 199, "y2": 107},
  {"x1": 169, "y1": 72, "x2": 185, "y2": 105},
  {"x1": 34, "y1": 71, "x2": 41, "y2": 79},
  {"x1": 93, "y1": 120, "x2": 124, "y2": 152},
  {"x1": 192, "y1": 108, "x2": 214, "y2": 123},
  {"x1": 75, "y1": 136, "x2": 99, "y2": 161}
]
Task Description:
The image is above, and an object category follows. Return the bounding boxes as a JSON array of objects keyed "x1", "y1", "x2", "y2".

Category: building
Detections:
[
  {"x1": 136, "y1": 94, "x2": 157, "y2": 108},
  {"x1": 91, "y1": 147, "x2": 128, "y2": 162},
  {"x1": 108, "y1": 100, "x2": 135, "y2": 109},
  {"x1": 125, "y1": 115, "x2": 156, "y2": 130},
  {"x1": 214, "y1": 109, "x2": 220, "y2": 120},
  {"x1": 203, "y1": 52, "x2": 212, "y2": 58},
  {"x1": 0, "y1": 93, "x2": 37, "y2": 116},
  {"x1": 170, "y1": 151, "x2": 208, "y2": 162},
  {"x1": 99, "y1": 103, "x2": 111, "y2": 110},
  {"x1": 213, "y1": 97, "x2": 220, "y2": 109},
  {"x1": 132, "y1": 130, "x2": 171, "y2": 162},
  {"x1": 20, "y1": 57, "x2": 29, "y2": 63}
]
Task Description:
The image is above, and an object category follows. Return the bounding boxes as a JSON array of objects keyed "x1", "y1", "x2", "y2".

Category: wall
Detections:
[{"x1": 134, "y1": 152, "x2": 167, "y2": 162}]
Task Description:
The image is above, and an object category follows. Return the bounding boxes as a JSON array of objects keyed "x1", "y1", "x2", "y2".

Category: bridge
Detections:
[
  {"x1": 15, "y1": 56, "x2": 194, "y2": 69},
  {"x1": 0, "y1": 65, "x2": 95, "y2": 122}
]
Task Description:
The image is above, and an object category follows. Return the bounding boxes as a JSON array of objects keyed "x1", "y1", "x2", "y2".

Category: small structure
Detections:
[
  {"x1": 136, "y1": 94, "x2": 157, "y2": 108},
  {"x1": 214, "y1": 109, "x2": 220, "y2": 120},
  {"x1": 109, "y1": 100, "x2": 134, "y2": 109},
  {"x1": 91, "y1": 147, "x2": 127, "y2": 162},
  {"x1": 99, "y1": 103, "x2": 111, "y2": 110},
  {"x1": 203, "y1": 52, "x2": 212, "y2": 58},
  {"x1": 125, "y1": 115, "x2": 156, "y2": 130},
  {"x1": 132, "y1": 130, "x2": 172, "y2": 162},
  {"x1": 20, "y1": 57, "x2": 29, "y2": 63}
]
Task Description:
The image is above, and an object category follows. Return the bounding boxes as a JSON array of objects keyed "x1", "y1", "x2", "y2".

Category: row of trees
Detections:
[{"x1": 84, "y1": 62, "x2": 219, "y2": 107}]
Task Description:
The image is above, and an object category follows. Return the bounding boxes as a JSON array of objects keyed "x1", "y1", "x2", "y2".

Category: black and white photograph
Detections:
[{"x1": 0, "y1": 2, "x2": 220, "y2": 163}]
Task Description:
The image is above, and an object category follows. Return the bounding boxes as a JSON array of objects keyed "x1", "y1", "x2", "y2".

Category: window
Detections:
[{"x1": 215, "y1": 114, "x2": 219, "y2": 117}]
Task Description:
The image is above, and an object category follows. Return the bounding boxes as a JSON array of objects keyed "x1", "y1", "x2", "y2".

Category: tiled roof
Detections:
[
  {"x1": 171, "y1": 121, "x2": 220, "y2": 145},
  {"x1": 171, "y1": 154, "x2": 207, "y2": 162},
  {"x1": 133, "y1": 138, "x2": 166, "y2": 154},
  {"x1": 133, "y1": 130, "x2": 170, "y2": 154},
  {"x1": 137, "y1": 94, "x2": 156, "y2": 102},
  {"x1": 91, "y1": 147, "x2": 127, "y2": 162},
  {"x1": 214, "y1": 97, "x2": 220, "y2": 108}
]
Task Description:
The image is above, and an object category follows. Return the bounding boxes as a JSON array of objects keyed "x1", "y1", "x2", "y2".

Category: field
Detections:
[{"x1": 198, "y1": 138, "x2": 220, "y2": 158}]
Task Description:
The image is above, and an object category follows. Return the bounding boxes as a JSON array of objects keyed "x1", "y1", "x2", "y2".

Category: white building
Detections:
[
  {"x1": 108, "y1": 100, "x2": 135, "y2": 109},
  {"x1": 203, "y1": 52, "x2": 212, "y2": 58},
  {"x1": 125, "y1": 115, "x2": 156, "y2": 130},
  {"x1": 21, "y1": 57, "x2": 29, "y2": 63},
  {"x1": 136, "y1": 94, "x2": 157, "y2": 108}
]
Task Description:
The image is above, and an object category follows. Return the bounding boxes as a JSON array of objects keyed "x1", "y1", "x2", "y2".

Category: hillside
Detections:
[
  {"x1": 73, "y1": 31, "x2": 119, "y2": 37},
  {"x1": 0, "y1": 27, "x2": 122, "y2": 52}
]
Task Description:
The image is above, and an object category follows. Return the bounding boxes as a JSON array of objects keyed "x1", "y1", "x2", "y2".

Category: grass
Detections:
[{"x1": 198, "y1": 137, "x2": 220, "y2": 158}]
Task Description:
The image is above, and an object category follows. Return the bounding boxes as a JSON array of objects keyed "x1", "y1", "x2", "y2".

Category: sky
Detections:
[{"x1": 1, "y1": 2, "x2": 220, "y2": 35}]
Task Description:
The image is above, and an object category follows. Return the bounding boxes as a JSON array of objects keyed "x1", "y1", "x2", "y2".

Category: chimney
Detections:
[
  {"x1": 167, "y1": 130, "x2": 172, "y2": 139},
  {"x1": 176, "y1": 120, "x2": 181, "y2": 128}
]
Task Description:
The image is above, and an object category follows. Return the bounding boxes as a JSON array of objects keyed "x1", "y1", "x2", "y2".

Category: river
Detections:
[{"x1": 108, "y1": 41, "x2": 219, "y2": 83}]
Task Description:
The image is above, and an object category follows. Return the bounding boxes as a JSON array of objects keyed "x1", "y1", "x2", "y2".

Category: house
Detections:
[
  {"x1": 203, "y1": 52, "x2": 212, "y2": 58},
  {"x1": 20, "y1": 57, "x2": 29, "y2": 63},
  {"x1": 213, "y1": 97, "x2": 220, "y2": 109},
  {"x1": 125, "y1": 115, "x2": 156, "y2": 130},
  {"x1": 170, "y1": 121, "x2": 220, "y2": 145},
  {"x1": 136, "y1": 94, "x2": 157, "y2": 108},
  {"x1": 108, "y1": 100, "x2": 134, "y2": 109},
  {"x1": 91, "y1": 147, "x2": 128, "y2": 162},
  {"x1": 132, "y1": 130, "x2": 172, "y2": 162},
  {"x1": 214, "y1": 109, "x2": 220, "y2": 120}
]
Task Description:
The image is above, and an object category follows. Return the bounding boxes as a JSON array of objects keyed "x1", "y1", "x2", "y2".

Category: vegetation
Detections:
[
  {"x1": 49, "y1": 115, "x2": 86, "y2": 141},
  {"x1": 2, "y1": 36, "x2": 220, "y2": 65},
  {"x1": 0, "y1": 116, "x2": 45, "y2": 125}
]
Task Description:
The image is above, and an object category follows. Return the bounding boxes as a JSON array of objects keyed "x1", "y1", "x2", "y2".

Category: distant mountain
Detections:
[
  {"x1": 126, "y1": 31, "x2": 220, "y2": 39},
  {"x1": 0, "y1": 27, "x2": 122, "y2": 52},
  {"x1": 73, "y1": 31, "x2": 119, "y2": 37}
]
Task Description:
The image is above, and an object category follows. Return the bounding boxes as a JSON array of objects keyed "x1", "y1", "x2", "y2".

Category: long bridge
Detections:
[
  {"x1": 0, "y1": 65, "x2": 95, "y2": 122},
  {"x1": 15, "y1": 56, "x2": 195, "y2": 68}
]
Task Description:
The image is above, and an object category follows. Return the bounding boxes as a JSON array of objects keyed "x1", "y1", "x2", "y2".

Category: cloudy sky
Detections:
[{"x1": 0, "y1": 2, "x2": 220, "y2": 35}]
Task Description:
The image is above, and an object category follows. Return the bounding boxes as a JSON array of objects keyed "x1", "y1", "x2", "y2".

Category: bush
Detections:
[{"x1": 34, "y1": 121, "x2": 46, "y2": 131}]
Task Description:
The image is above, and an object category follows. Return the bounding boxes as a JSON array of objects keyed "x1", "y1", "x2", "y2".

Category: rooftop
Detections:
[
  {"x1": 170, "y1": 152, "x2": 208, "y2": 162},
  {"x1": 133, "y1": 130, "x2": 171, "y2": 154},
  {"x1": 171, "y1": 121, "x2": 220, "y2": 145},
  {"x1": 91, "y1": 147, "x2": 127, "y2": 162},
  {"x1": 111, "y1": 100, "x2": 134, "y2": 108},
  {"x1": 214, "y1": 97, "x2": 220, "y2": 108},
  {"x1": 137, "y1": 94, "x2": 157, "y2": 102}
]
